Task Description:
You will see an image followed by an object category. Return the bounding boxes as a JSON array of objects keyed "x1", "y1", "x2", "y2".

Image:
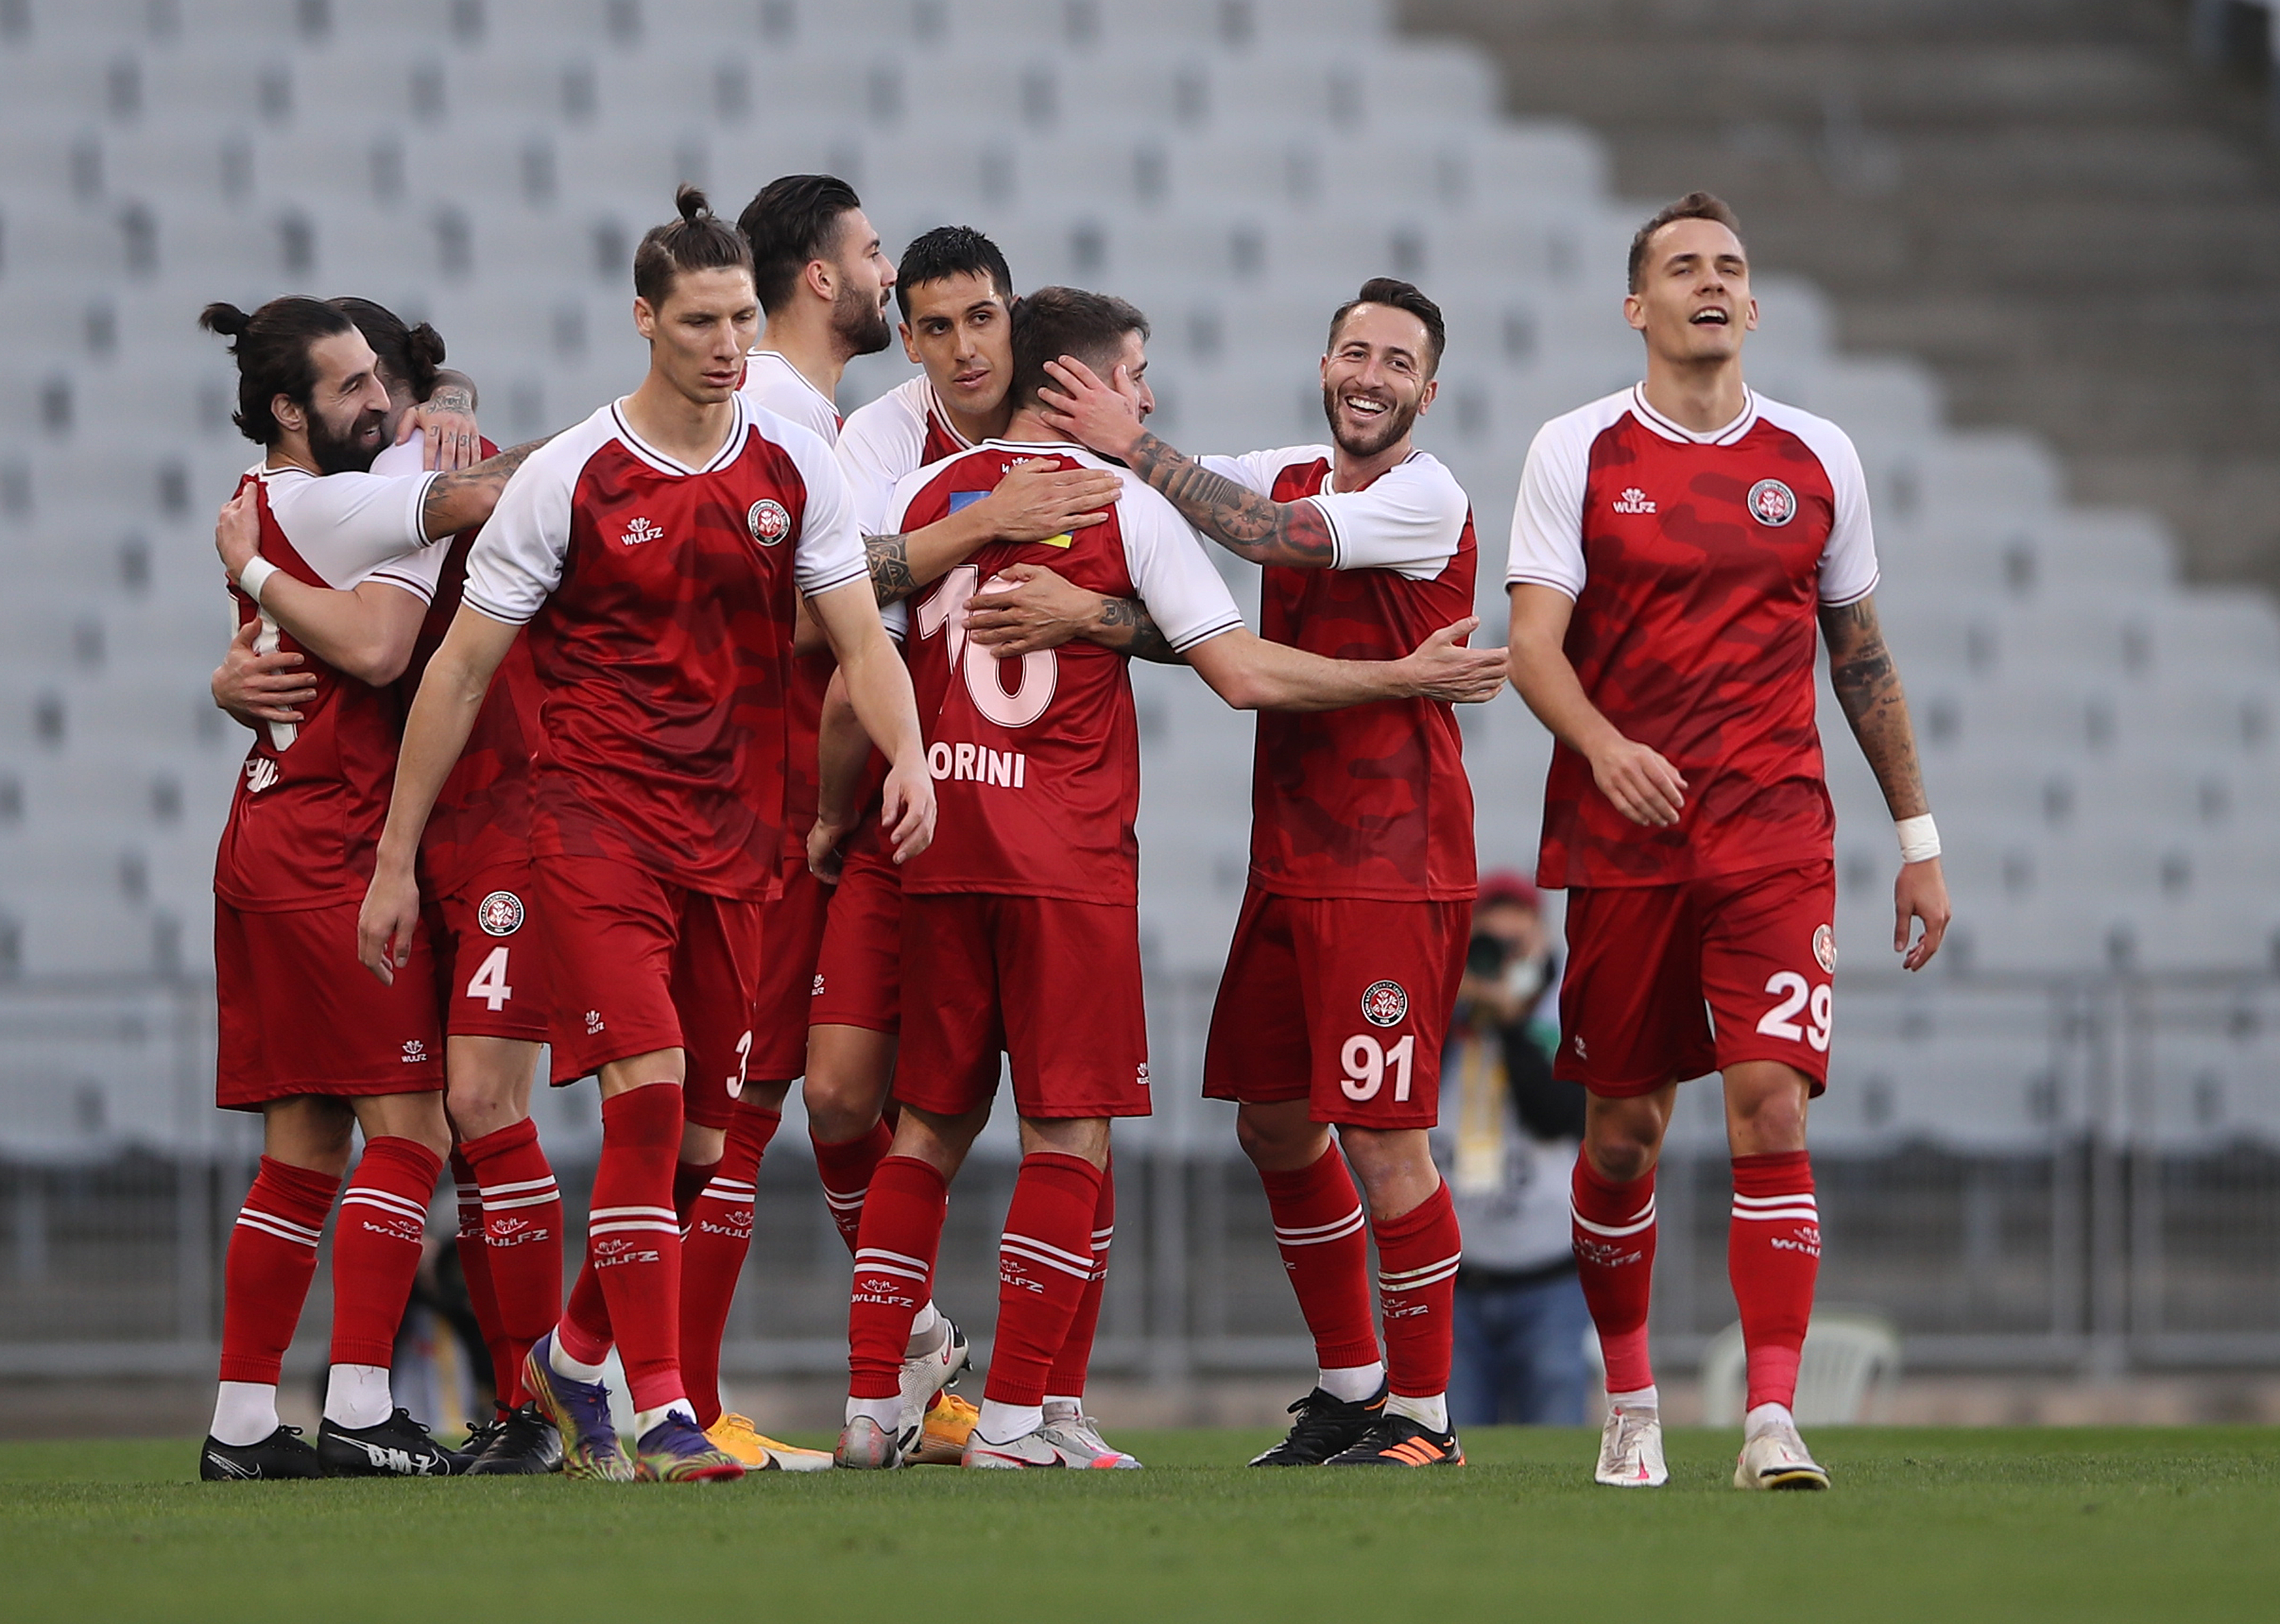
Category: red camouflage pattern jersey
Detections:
[
  {"x1": 459, "y1": 396, "x2": 866, "y2": 901},
  {"x1": 214, "y1": 446, "x2": 447, "y2": 912},
  {"x1": 1201, "y1": 446, "x2": 1480, "y2": 903},
  {"x1": 888, "y1": 439, "x2": 1244, "y2": 905},
  {"x1": 1506, "y1": 385, "x2": 1881, "y2": 889}
]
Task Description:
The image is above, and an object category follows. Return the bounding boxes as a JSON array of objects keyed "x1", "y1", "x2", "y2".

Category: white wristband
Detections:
[
  {"x1": 236, "y1": 555, "x2": 279, "y2": 605},
  {"x1": 1895, "y1": 814, "x2": 1941, "y2": 865}
]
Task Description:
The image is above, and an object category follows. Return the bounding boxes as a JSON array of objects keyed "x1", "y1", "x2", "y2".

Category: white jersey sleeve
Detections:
[
  {"x1": 837, "y1": 379, "x2": 934, "y2": 536},
  {"x1": 768, "y1": 413, "x2": 868, "y2": 597},
  {"x1": 258, "y1": 456, "x2": 448, "y2": 601},
  {"x1": 738, "y1": 351, "x2": 841, "y2": 445},
  {"x1": 1506, "y1": 391, "x2": 1630, "y2": 600},
  {"x1": 1306, "y1": 453, "x2": 1468, "y2": 578},
  {"x1": 460, "y1": 405, "x2": 618, "y2": 625},
  {"x1": 1756, "y1": 399, "x2": 1880, "y2": 605},
  {"x1": 1114, "y1": 476, "x2": 1246, "y2": 654}
]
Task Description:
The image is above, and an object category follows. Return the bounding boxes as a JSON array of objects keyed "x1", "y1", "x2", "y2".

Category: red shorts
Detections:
[
  {"x1": 538, "y1": 855, "x2": 768, "y2": 1130},
  {"x1": 747, "y1": 854, "x2": 831, "y2": 1082},
  {"x1": 1556, "y1": 860, "x2": 1837, "y2": 1097},
  {"x1": 214, "y1": 898, "x2": 444, "y2": 1110},
  {"x1": 1202, "y1": 887, "x2": 1468, "y2": 1130},
  {"x1": 810, "y1": 844, "x2": 902, "y2": 1035},
  {"x1": 427, "y1": 865, "x2": 549, "y2": 1043},
  {"x1": 894, "y1": 892, "x2": 1150, "y2": 1121}
]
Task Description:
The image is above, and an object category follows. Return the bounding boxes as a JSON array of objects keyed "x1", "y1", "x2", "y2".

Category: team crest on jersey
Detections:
[
  {"x1": 1612, "y1": 486, "x2": 1657, "y2": 515},
  {"x1": 620, "y1": 516, "x2": 662, "y2": 547},
  {"x1": 748, "y1": 499, "x2": 791, "y2": 546},
  {"x1": 1361, "y1": 980, "x2": 1409, "y2": 1028},
  {"x1": 1813, "y1": 924, "x2": 1837, "y2": 975},
  {"x1": 1747, "y1": 479, "x2": 1798, "y2": 527},
  {"x1": 477, "y1": 890, "x2": 525, "y2": 937}
]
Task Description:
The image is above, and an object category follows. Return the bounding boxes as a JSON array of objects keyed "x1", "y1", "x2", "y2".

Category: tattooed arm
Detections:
[
  {"x1": 419, "y1": 437, "x2": 547, "y2": 539},
  {"x1": 1819, "y1": 593, "x2": 1950, "y2": 969},
  {"x1": 864, "y1": 460, "x2": 1123, "y2": 606},
  {"x1": 961, "y1": 563, "x2": 1181, "y2": 664}
]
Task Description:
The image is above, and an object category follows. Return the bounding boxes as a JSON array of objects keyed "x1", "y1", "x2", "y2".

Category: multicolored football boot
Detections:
[
  {"x1": 522, "y1": 1332, "x2": 634, "y2": 1482},
  {"x1": 1321, "y1": 1415, "x2": 1465, "y2": 1467},
  {"x1": 910, "y1": 1391, "x2": 981, "y2": 1466},
  {"x1": 633, "y1": 1415, "x2": 745, "y2": 1483},
  {"x1": 704, "y1": 1412, "x2": 831, "y2": 1473}
]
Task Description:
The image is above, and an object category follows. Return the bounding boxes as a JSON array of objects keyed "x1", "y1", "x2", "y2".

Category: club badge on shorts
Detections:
[
  {"x1": 748, "y1": 498, "x2": 791, "y2": 547},
  {"x1": 1813, "y1": 924, "x2": 1837, "y2": 974},
  {"x1": 1361, "y1": 980, "x2": 1409, "y2": 1027},
  {"x1": 476, "y1": 890, "x2": 526, "y2": 937},
  {"x1": 1747, "y1": 478, "x2": 1797, "y2": 527}
]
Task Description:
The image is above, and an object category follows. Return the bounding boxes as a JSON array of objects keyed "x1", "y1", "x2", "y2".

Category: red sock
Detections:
[
  {"x1": 847, "y1": 1155, "x2": 948, "y2": 1402},
  {"x1": 1046, "y1": 1153, "x2": 1115, "y2": 1399},
  {"x1": 1258, "y1": 1145, "x2": 1379, "y2": 1371},
  {"x1": 813, "y1": 1118, "x2": 894, "y2": 1257},
  {"x1": 559, "y1": 1247, "x2": 612, "y2": 1367},
  {"x1": 985, "y1": 1152, "x2": 1105, "y2": 1409},
  {"x1": 218, "y1": 1156, "x2": 339, "y2": 1386},
  {"x1": 460, "y1": 1118, "x2": 562, "y2": 1409},
  {"x1": 589, "y1": 1085, "x2": 687, "y2": 1413},
  {"x1": 1372, "y1": 1181, "x2": 1462, "y2": 1402},
  {"x1": 1572, "y1": 1153, "x2": 1657, "y2": 1393},
  {"x1": 449, "y1": 1153, "x2": 512, "y2": 1414},
  {"x1": 1729, "y1": 1150, "x2": 1819, "y2": 1412},
  {"x1": 672, "y1": 1157, "x2": 717, "y2": 1227},
  {"x1": 678, "y1": 1105, "x2": 781, "y2": 1427},
  {"x1": 329, "y1": 1135, "x2": 444, "y2": 1368}
]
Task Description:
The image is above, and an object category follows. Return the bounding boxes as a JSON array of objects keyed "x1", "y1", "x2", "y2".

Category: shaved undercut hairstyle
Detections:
[
  {"x1": 632, "y1": 184, "x2": 754, "y2": 307},
  {"x1": 739, "y1": 173, "x2": 864, "y2": 316},
  {"x1": 331, "y1": 297, "x2": 445, "y2": 402},
  {"x1": 1627, "y1": 191, "x2": 1745, "y2": 292},
  {"x1": 198, "y1": 295, "x2": 356, "y2": 446},
  {"x1": 895, "y1": 225, "x2": 1014, "y2": 319},
  {"x1": 1009, "y1": 286, "x2": 1149, "y2": 411},
  {"x1": 1328, "y1": 277, "x2": 1446, "y2": 377}
]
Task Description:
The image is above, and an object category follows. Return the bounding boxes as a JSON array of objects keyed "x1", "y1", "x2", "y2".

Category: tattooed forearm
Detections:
[
  {"x1": 866, "y1": 533, "x2": 919, "y2": 606},
  {"x1": 1095, "y1": 594, "x2": 1179, "y2": 664},
  {"x1": 421, "y1": 437, "x2": 544, "y2": 538},
  {"x1": 1125, "y1": 431, "x2": 1336, "y2": 567},
  {"x1": 1820, "y1": 596, "x2": 1929, "y2": 820}
]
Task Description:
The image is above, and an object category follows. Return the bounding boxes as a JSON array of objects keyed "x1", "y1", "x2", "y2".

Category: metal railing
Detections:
[{"x1": 1, "y1": 970, "x2": 2276, "y2": 1378}]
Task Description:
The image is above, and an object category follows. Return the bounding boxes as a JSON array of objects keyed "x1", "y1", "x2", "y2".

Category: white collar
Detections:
[{"x1": 1628, "y1": 384, "x2": 1758, "y2": 447}]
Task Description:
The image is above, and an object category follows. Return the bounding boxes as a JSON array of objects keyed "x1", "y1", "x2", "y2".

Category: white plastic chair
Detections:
[{"x1": 1699, "y1": 1311, "x2": 1901, "y2": 1427}]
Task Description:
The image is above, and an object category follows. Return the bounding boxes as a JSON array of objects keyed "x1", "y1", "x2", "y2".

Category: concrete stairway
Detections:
[{"x1": 1399, "y1": 0, "x2": 2280, "y2": 595}]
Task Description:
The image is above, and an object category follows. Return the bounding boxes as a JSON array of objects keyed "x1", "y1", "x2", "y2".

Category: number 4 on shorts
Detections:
[{"x1": 466, "y1": 946, "x2": 513, "y2": 1012}]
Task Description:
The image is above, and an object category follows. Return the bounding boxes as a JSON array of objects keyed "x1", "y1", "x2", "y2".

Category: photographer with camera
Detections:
[{"x1": 1430, "y1": 874, "x2": 1592, "y2": 1425}]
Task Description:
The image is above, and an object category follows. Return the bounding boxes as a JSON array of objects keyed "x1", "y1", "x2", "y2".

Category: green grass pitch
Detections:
[{"x1": 3, "y1": 1428, "x2": 2273, "y2": 1622}]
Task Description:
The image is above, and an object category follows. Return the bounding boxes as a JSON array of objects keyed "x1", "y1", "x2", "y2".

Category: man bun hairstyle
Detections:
[
  {"x1": 1328, "y1": 277, "x2": 1446, "y2": 377},
  {"x1": 738, "y1": 173, "x2": 864, "y2": 316},
  {"x1": 895, "y1": 224, "x2": 1014, "y2": 320},
  {"x1": 1628, "y1": 191, "x2": 1744, "y2": 292},
  {"x1": 632, "y1": 183, "x2": 755, "y2": 307},
  {"x1": 198, "y1": 295, "x2": 356, "y2": 446},
  {"x1": 331, "y1": 296, "x2": 446, "y2": 402},
  {"x1": 1009, "y1": 286, "x2": 1150, "y2": 411}
]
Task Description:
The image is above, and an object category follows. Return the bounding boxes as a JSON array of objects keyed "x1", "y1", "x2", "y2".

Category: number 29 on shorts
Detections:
[{"x1": 1756, "y1": 971, "x2": 1832, "y2": 1053}]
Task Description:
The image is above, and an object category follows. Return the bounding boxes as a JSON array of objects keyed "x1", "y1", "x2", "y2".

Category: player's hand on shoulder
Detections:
[
  {"x1": 1894, "y1": 854, "x2": 1951, "y2": 972},
  {"x1": 214, "y1": 486, "x2": 261, "y2": 576},
  {"x1": 964, "y1": 564, "x2": 1099, "y2": 656},
  {"x1": 212, "y1": 617, "x2": 314, "y2": 726},
  {"x1": 1037, "y1": 356, "x2": 1146, "y2": 461},
  {"x1": 879, "y1": 754, "x2": 938, "y2": 867},
  {"x1": 983, "y1": 459, "x2": 1121, "y2": 544},
  {"x1": 1396, "y1": 617, "x2": 1509, "y2": 704},
  {"x1": 404, "y1": 391, "x2": 481, "y2": 472},
  {"x1": 1589, "y1": 735, "x2": 1688, "y2": 828}
]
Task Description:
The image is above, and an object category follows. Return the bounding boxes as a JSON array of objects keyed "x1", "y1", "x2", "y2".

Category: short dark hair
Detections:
[
  {"x1": 1627, "y1": 192, "x2": 1744, "y2": 292},
  {"x1": 894, "y1": 225, "x2": 1014, "y2": 320},
  {"x1": 632, "y1": 184, "x2": 754, "y2": 307},
  {"x1": 198, "y1": 295, "x2": 356, "y2": 446},
  {"x1": 738, "y1": 174, "x2": 864, "y2": 315},
  {"x1": 1328, "y1": 277, "x2": 1446, "y2": 377},
  {"x1": 330, "y1": 297, "x2": 446, "y2": 402},
  {"x1": 1009, "y1": 286, "x2": 1151, "y2": 411}
]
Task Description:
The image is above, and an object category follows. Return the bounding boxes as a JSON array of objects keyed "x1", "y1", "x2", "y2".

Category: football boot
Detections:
[
  {"x1": 1248, "y1": 1383, "x2": 1388, "y2": 1466},
  {"x1": 198, "y1": 1425, "x2": 320, "y2": 1482},
  {"x1": 1322, "y1": 1414, "x2": 1465, "y2": 1467}
]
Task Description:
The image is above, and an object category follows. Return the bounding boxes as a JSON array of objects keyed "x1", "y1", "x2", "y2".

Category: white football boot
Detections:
[
  {"x1": 898, "y1": 1317, "x2": 971, "y2": 1442},
  {"x1": 832, "y1": 1415, "x2": 906, "y2": 1471},
  {"x1": 1734, "y1": 1405, "x2": 1829, "y2": 1490},
  {"x1": 1593, "y1": 1400, "x2": 1669, "y2": 1487},
  {"x1": 1039, "y1": 1410, "x2": 1142, "y2": 1469},
  {"x1": 961, "y1": 1427, "x2": 1068, "y2": 1469}
]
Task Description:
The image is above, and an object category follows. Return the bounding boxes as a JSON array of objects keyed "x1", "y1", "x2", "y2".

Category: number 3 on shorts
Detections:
[
  {"x1": 1756, "y1": 970, "x2": 1832, "y2": 1054},
  {"x1": 1341, "y1": 1034, "x2": 1416, "y2": 1102},
  {"x1": 466, "y1": 946, "x2": 512, "y2": 1012}
]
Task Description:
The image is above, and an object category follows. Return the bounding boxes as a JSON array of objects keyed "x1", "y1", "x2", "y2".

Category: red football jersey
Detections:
[
  {"x1": 213, "y1": 451, "x2": 447, "y2": 912},
  {"x1": 460, "y1": 397, "x2": 866, "y2": 901},
  {"x1": 1508, "y1": 386, "x2": 1881, "y2": 889},
  {"x1": 887, "y1": 439, "x2": 1243, "y2": 904},
  {"x1": 1201, "y1": 446, "x2": 1479, "y2": 902}
]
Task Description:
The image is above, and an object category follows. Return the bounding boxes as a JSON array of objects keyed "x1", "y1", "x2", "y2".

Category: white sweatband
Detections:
[
  {"x1": 1895, "y1": 814, "x2": 1941, "y2": 865},
  {"x1": 236, "y1": 555, "x2": 280, "y2": 605}
]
